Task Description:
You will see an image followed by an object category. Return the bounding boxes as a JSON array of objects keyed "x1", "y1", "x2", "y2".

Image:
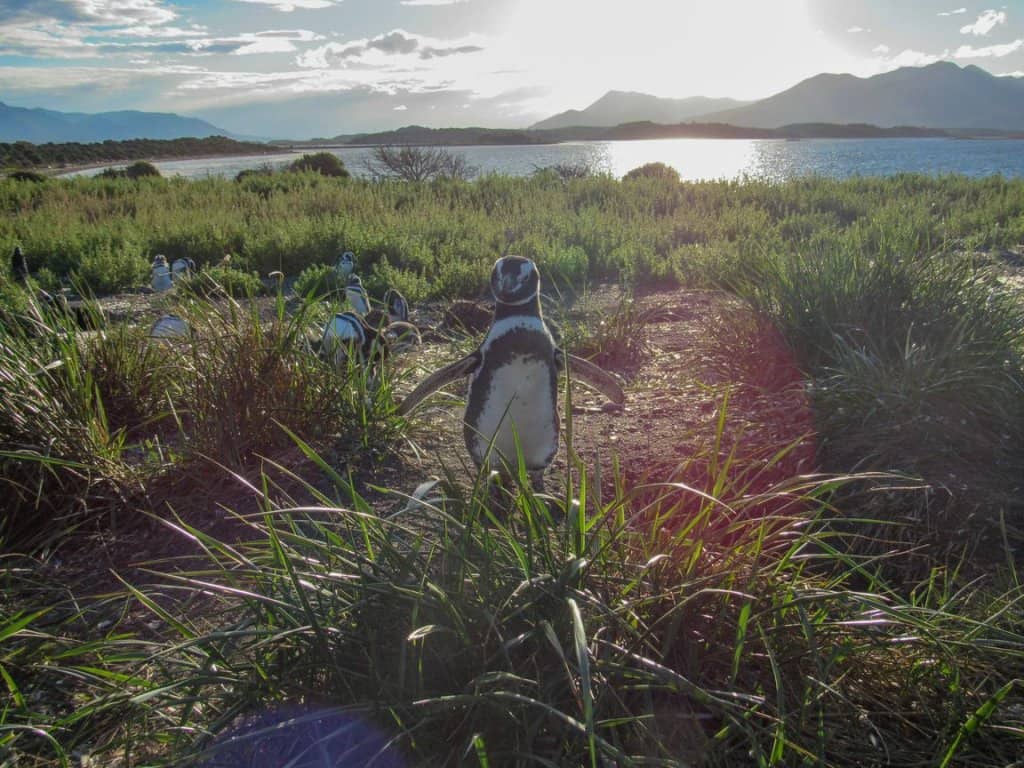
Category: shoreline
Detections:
[{"x1": 41, "y1": 149, "x2": 299, "y2": 178}]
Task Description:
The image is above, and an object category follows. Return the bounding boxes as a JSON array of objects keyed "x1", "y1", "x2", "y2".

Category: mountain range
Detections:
[
  {"x1": 0, "y1": 102, "x2": 235, "y2": 144},
  {"x1": 529, "y1": 92, "x2": 750, "y2": 130},
  {"x1": 698, "y1": 61, "x2": 1024, "y2": 131},
  {"x1": 4, "y1": 62, "x2": 1024, "y2": 144}
]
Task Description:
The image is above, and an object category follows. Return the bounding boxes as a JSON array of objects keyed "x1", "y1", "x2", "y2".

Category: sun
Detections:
[{"x1": 490, "y1": 0, "x2": 872, "y2": 112}]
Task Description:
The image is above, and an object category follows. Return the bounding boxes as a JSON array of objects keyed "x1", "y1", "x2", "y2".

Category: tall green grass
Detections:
[
  {"x1": 2, "y1": 445, "x2": 1020, "y2": 766},
  {"x1": 6, "y1": 173, "x2": 1024, "y2": 297},
  {"x1": 0, "y1": 283, "x2": 405, "y2": 548},
  {"x1": 4, "y1": 172, "x2": 1023, "y2": 558}
]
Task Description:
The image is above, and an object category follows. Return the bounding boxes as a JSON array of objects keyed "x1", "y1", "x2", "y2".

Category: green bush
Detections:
[
  {"x1": 622, "y1": 161, "x2": 680, "y2": 183},
  {"x1": 293, "y1": 262, "x2": 342, "y2": 298},
  {"x1": 6, "y1": 169, "x2": 47, "y2": 183},
  {"x1": 288, "y1": 152, "x2": 349, "y2": 178},
  {"x1": 125, "y1": 160, "x2": 161, "y2": 179},
  {"x1": 177, "y1": 265, "x2": 265, "y2": 298}
]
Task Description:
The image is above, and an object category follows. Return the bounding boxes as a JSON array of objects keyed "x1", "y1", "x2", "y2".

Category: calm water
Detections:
[{"x1": 62, "y1": 137, "x2": 1024, "y2": 182}]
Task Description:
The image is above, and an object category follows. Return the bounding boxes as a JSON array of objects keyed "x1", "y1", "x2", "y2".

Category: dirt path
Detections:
[{"x1": 390, "y1": 287, "x2": 817, "y2": 517}]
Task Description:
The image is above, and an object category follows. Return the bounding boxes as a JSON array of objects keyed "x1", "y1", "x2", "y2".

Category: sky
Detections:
[{"x1": 2, "y1": 0, "x2": 1024, "y2": 138}]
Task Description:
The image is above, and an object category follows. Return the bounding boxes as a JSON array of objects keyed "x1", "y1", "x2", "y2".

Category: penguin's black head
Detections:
[
  {"x1": 490, "y1": 255, "x2": 539, "y2": 306},
  {"x1": 336, "y1": 251, "x2": 355, "y2": 275}
]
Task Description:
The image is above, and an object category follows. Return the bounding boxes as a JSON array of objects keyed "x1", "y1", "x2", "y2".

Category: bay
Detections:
[{"x1": 61, "y1": 137, "x2": 1024, "y2": 182}]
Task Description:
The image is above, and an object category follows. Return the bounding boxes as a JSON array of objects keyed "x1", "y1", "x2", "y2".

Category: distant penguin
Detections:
[
  {"x1": 11, "y1": 246, "x2": 29, "y2": 285},
  {"x1": 151, "y1": 255, "x2": 173, "y2": 292},
  {"x1": 345, "y1": 274, "x2": 371, "y2": 316},
  {"x1": 320, "y1": 311, "x2": 386, "y2": 370},
  {"x1": 170, "y1": 257, "x2": 195, "y2": 282},
  {"x1": 364, "y1": 287, "x2": 411, "y2": 330},
  {"x1": 335, "y1": 251, "x2": 355, "y2": 280},
  {"x1": 148, "y1": 314, "x2": 191, "y2": 339},
  {"x1": 399, "y1": 255, "x2": 625, "y2": 492},
  {"x1": 384, "y1": 287, "x2": 409, "y2": 324}
]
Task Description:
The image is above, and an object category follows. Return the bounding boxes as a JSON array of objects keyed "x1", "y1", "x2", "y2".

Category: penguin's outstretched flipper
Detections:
[
  {"x1": 398, "y1": 352, "x2": 480, "y2": 416},
  {"x1": 557, "y1": 350, "x2": 626, "y2": 405}
]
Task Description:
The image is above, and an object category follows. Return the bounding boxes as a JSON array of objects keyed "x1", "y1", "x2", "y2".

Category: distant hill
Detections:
[
  {"x1": 284, "y1": 122, "x2": 954, "y2": 150},
  {"x1": 315, "y1": 125, "x2": 547, "y2": 146},
  {"x1": 530, "y1": 91, "x2": 751, "y2": 130},
  {"x1": 1, "y1": 136, "x2": 279, "y2": 171},
  {"x1": 0, "y1": 101, "x2": 238, "y2": 143},
  {"x1": 697, "y1": 62, "x2": 1024, "y2": 131}
]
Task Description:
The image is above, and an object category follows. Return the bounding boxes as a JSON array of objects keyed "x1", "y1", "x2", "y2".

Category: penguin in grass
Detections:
[
  {"x1": 345, "y1": 274, "x2": 371, "y2": 316},
  {"x1": 398, "y1": 255, "x2": 625, "y2": 493},
  {"x1": 335, "y1": 250, "x2": 356, "y2": 280},
  {"x1": 11, "y1": 246, "x2": 29, "y2": 285},
  {"x1": 384, "y1": 287, "x2": 410, "y2": 324},
  {"x1": 170, "y1": 257, "x2": 196, "y2": 282},
  {"x1": 363, "y1": 287, "x2": 415, "y2": 332},
  {"x1": 151, "y1": 255, "x2": 173, "y2": 293},
  {"x1": 320, "y1": 310, "x2": 387, "y2": 371}
]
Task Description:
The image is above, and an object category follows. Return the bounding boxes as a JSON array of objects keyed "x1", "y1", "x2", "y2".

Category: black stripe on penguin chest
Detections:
[{"x1": 464, "y1": 325, "x2": 560, "y2": 470}]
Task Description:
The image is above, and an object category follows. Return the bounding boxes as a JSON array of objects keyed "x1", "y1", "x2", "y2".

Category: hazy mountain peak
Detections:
[
  {"x1": 695, "y1": 62, "x2": 1024, "y2": 132},
  {"x1": 530, "y1": 90, "x2": 752, "y2": 130},
  {"x1": 0, "y1": 101, "x2": 238, "y2": 143}
]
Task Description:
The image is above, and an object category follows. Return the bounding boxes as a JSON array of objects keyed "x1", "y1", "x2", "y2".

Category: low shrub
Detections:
[
  {"x1": 177, "y1": 265, "x2": 265, "y2": 298},
  {"x1": 293, "y1": 262, "x2": 342, "y2": 298},
  {"x1": 622, "y1": 161, "x2": 681, "y2": 183},
  {"x1": 7, "y1": 169, "x2": 47, "y2": 183},
  {"x1": 288, "y1": 152, "x2": 349, "y2": 178}
]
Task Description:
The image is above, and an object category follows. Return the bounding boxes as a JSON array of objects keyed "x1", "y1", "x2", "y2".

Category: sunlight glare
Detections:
[{"x1": 496, "y1": 0, "x2": 873, "y2": 115}]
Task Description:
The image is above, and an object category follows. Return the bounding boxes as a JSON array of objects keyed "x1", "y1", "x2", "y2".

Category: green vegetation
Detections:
[
  {"x1": 284, "y1": 122, "x2": 953, "y2": 148},
  {"x1": 0, "y1": 135, "x2": 277, "y2": 171},
  {"x1": 287, "y1": 151, "x2": 350, "y2": 177},
  {"x1": 97, "y1": 160, "x2": 162, "y2": 180},
  {"x1": 1, "y1": 171, "x2": 1023, "y2": 765}
]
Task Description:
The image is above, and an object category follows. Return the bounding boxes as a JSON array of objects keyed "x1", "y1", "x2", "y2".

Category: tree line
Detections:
[{"x1": 1, "y1": 135, "x2": 277, "y2": 170}]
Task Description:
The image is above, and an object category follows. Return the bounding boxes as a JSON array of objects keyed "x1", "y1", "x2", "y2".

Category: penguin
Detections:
[
  {"x1": 364, "y1": 287, "x2": 411, "y2": 329},
  {"x1": 170, "y1": 257, "x2": 196, "y2": 282},
  {"x1": 150, "y1": 255, "x2": 173, "y2": 292},
  {"x1": 320, "y1": 311, "x2": 386, "y2": 371},
  {"x1": 148, "y1": 314, "x2": 191, "y2": 339},
  {"x1": 384, "y1": 287, "x2": 410, "y2": 324},
  {"x1": 398, "y1": 255, "x2": 625, "y2": 492},
  {"x1": 11, "y1": 246, "x2": 29, "y2": 285},
  {"x1": 335, "y1": 250, "x2": 356, "y2": 280},
  {"x1": 345, "y1": 274, "x2": 371, "y2": 316}
]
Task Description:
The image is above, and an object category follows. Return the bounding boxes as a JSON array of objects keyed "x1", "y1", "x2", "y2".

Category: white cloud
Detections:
[
  {"x1": 847, "y1": 26, "x2": 870, "y2": 33},
  {"x1": 296, "y1": 29, "x2": 484, "y2": 68},
  {"x1": 885, "y1": 48, "x2": 946, "y2": 68},
  {"x1": 399, "y1": 0, "x2": 470, "y2": 5},
  {"x1": 394, "y1": 104, "x2": 408, "y2": 110},
  {"x1": 938, "y1": 7, "x2": 967, "y2": 15},
  {"x1": 873, "y1": 43, "x2": 890, "y2": 54},
  {"x1": 105, "y1": 24, "x2": 208, "y2": 38},
  {"x1": 232, "y1": 0, "x2": 340, "y2": 10},
  {"x1": 0, "y1": 0, "x2": 195, "y2": 59},
  {"x1": 0, "y1": 0, "x2": 178, "y2": 26},
  {"x1": 953, "y1": 38, "x2": 1024, "y2": 57},
  {"x1": 960, "y1": 9, "x2": 1007, "y2": 36}
]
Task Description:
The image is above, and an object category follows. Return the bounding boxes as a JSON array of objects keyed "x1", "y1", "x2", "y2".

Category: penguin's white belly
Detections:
[
  {"x1": 468, "y1": 355, "x2": 557, "y2": 470},
  {"x1": 151, "y1": 268, "x2": 173, "y2": 292}
]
